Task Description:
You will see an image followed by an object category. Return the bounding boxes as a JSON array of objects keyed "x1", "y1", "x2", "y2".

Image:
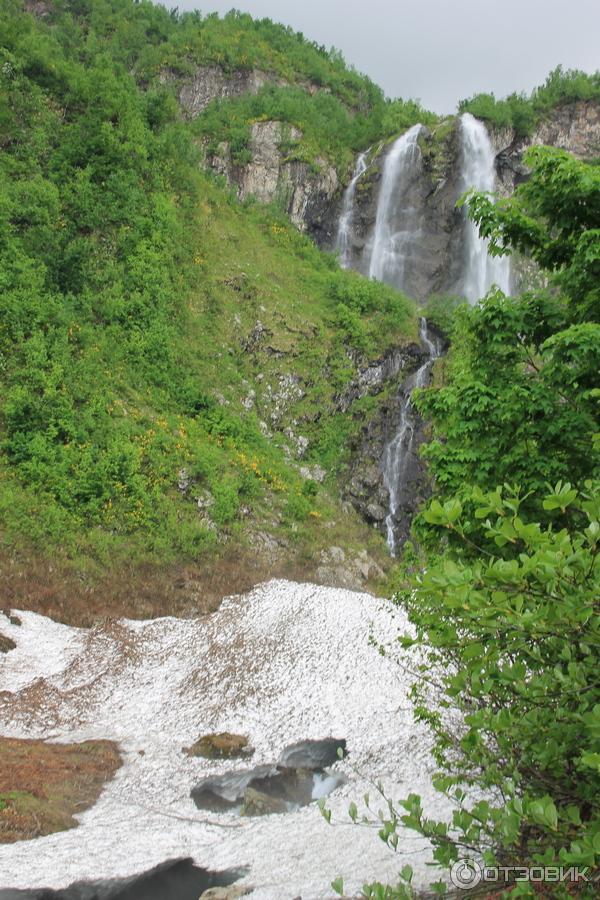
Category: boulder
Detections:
[
  {"x1": 199, "y1": 887, "x2": 253, "y2": 900},
  {"x1": 278, "y1": 738, "x2": 347, "y2": 771},
  {"x1": 184, "y1": 733, "x2": 254, "y2": 761},
  {"x1": 240, "y1": 787, "x2": 288, "y2": 817},
  {"x1": 0, "y1": 632, "x2": 16, "y2": 654},
  {"x1": 191, "y1": 750, "x2": 346, "y2": 816},
  {"x1": 191, "y1": 766, "x2": 277, "y2": 812}
]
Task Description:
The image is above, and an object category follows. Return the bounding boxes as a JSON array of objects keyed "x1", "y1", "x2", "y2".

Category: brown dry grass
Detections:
[
  {"x1": 0, "y1": 736, "x2": 121, "y2": 843},
  {"x1": 0, "y1": 543, "x2": 323, "y2": 627}
]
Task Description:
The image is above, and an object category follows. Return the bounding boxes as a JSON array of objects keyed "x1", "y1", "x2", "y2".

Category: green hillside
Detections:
[
  {"x1": 0, "y1": 0, "x2": 419, "y2": 599},
  {"x1": 1, "y1": 0, "x2": 598, "y2": 605}
]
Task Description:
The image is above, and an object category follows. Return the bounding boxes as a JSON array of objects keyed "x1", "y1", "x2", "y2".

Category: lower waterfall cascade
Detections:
[{"x1": 381, "y1": 317, "x2": 442, "y2": 555}]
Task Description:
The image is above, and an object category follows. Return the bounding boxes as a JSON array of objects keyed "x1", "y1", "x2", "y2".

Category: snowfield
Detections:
[{"x1": 0, "y1": 579, "x2": 452, "y2": 898}]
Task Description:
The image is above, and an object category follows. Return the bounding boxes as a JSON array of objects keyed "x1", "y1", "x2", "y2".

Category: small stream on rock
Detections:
[
  {"x1": 381, "y1": 318, "x2": 442, "y2": 555},
  {"x1": 335, "y1": 150, "x2": 368, "y2": 269}
]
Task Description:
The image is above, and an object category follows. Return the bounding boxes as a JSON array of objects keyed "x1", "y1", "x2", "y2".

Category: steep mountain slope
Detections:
[
  {"x1": 2, "y1": 0, "x2": 599, "y2": 623},
  {"x1": 0, "y1": 0, "x2": 426, "y2": 619}
]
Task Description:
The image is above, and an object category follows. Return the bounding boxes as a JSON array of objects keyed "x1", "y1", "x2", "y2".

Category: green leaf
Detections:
[
  {"x1": 331, "y1": 876, "x2": 344, "y2": 895},
  {"x1": 400, "y1": 864, "x2": 413, "y2": 884}
]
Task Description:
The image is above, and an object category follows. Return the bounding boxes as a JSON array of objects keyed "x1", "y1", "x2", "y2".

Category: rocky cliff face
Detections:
[
  {"x1": 341, "y1": 327, "x2": 447, "y2": 546},
  {"x1": 160, "y1": 65, "x2": 282, "y2": 117},
  {"x1": 161, "y1": 65, "x2": 339, "y2": 230},
  {"x1": 493, "y1": 100, "x2": 600, "y2": 193},
  {"x1": 206, "y1": 121, "x2": 338, "y2": 230},
  {"x1": 171, "y1": 67, "x2": 599, "y2": 266}
]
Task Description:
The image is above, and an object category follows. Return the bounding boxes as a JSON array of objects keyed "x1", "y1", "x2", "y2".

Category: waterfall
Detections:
[
  {"x1": 381, "y1": 318, "x2": 441, "y2": 556},
  {"x1": 459, "y1": 113, "x2": 511, "y2": 302},
  {"x1": 367, "y1": 124, "x2": 423, "y2": 291},
  {"x1": 335, "y1": 151, "x2": 368, "y2": 268}
]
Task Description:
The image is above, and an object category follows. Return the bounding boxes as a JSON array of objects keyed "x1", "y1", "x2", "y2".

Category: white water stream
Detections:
[
  {"x1": 335, "y1": 151, "x2": 368, "y2": 269},
  {"x1": 459, "y1": 113, "x2": 511, "y2": 303},
  {"x1": 0, "y1": 581, "x2": 452, "y2": 898},
  {"x1": 367, "y1": 124, "x2": 423, "y2": 290},
  {"x1": 381, "y1": 319, "x2": 441, "y2": 555}
]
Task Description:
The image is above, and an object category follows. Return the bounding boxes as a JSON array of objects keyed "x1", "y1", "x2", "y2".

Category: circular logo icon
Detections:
[{"x1": 450, "y1": 859, "x2": 483, "y2": 890}]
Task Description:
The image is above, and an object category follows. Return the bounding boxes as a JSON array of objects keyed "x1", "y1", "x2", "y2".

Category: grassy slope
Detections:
[
  {"x1": 0, "y1": 0, "x2": 420, "y2": 615},
  {"x1": 0, "y1": 168, "x2": 417, "y2": 587},
  {"x1": 0, "y1": 736, "x2": 121, "y2": 842}
]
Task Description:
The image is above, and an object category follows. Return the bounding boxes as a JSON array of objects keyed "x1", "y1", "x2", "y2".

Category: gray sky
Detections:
[{"x1": 168, "y1": 0, "x2": 599, "y2": 113}]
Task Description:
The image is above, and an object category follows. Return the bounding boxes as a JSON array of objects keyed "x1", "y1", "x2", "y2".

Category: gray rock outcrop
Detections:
[
  {"x1": 161, "y1": 65, "x2": 281, "y2": 118},
  {"x1": 492, "y1": 100, "x2": 600, "y2": 196},
  {"x1": 277, "y1": 738, "x2": 347, "y2": 770},
  {"x1": 206, "y1": 120, "x2": 338, "y2": 231}
]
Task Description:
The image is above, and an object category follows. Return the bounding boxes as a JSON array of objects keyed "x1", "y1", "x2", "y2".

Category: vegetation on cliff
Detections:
[
  {"x1": 362, "y1": 148, "x2": 600, "y2": 894},
  {"x1": 459, "y1": 65, "x2": 600, "y2": 136}
]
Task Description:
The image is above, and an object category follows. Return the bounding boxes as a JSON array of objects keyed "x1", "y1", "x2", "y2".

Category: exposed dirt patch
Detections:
[
  {"x1": 0, "y1": 736, "x2": 121, "y2": 843},
  {"x1": 0, "y1": 544, "x2": 319, "y2": 627},
  {"x1": 0, "y1": 632, "x2": 16, "y2": 654}
]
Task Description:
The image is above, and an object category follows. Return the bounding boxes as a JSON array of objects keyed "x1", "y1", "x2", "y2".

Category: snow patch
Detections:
[{"x1": 0, "y1": 580, "x2": 452, "y2": 898}]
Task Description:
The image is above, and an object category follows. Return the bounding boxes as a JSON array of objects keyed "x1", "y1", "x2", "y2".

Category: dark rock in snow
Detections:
[
  {"x1": 0, "y1": 858, "x2": 244, "y2": 900},
  {"x1": 191, "y1": 740, "x2": 347, "y2": 816},
  {"x1": 278, "y1": 738, "x2": 347, "y2": 770}
]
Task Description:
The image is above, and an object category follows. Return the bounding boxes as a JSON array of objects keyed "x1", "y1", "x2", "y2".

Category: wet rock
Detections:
[
  {"x1": 335, "y1": 343, "x2": 425, "y2": 413},
  {"x1": 0, "y1": 858, "x2": 244, "y2": 900},
  {"x1": 199, "y1": 887, "x2": 253, "y2": 900},
  {"x1": 191, "y1": 765, "x2": 277, "y2": 812},
  {"x1": 240, "y1": 787, "x2": 289, "y2": 817},
  {"x1": 343, "y1": 325, "x2": 448, "y2": 549},
  {"x1": 278, "y1": 738, "x2": 347, "y2": 770},
  {"x1": 0, "y1": 632, "x2": 16, "y2": 654},
  {"x1": 184, "y1": 733, "x2": 254, "y2": 761},
  {"x1": 191, "y1": 745, "x2": 346, "y2": 817}
]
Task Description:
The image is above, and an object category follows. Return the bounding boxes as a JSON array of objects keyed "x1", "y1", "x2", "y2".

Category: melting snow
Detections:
[{"x1": 0, "y1": 580, "x2": 452, "y2": 897}]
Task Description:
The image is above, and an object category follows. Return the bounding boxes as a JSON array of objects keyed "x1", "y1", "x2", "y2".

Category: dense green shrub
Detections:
[
  {"x1": 384, "y1": 146, "x2": 599, "y2": 893},
  {"x1": 459, "y1": 66, "x2": 600, "y2": 136}
]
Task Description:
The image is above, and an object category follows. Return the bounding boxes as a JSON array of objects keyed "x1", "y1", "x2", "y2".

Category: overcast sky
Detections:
[{"x1": 168, "y1": 0, "x2": 599, "y2": 113}]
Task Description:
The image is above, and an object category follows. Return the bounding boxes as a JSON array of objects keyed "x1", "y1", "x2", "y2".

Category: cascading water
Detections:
[
  {"x1": 335, "y1": 151, "x2": 368, "y2": 268},
  {"x1": 367, "y1": 124, "x2": 423, "y2": 291},
  {"x1": 459, "y1": 112, "x2": 511, "y2": 302},
  {"x1": 381, "y1": 318, "x2": 441, "y2": 555}
]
